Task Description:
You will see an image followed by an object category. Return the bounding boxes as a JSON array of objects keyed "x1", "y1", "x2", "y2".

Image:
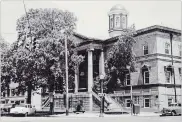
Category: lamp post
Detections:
[
  {"x1": 65, "y1": 35, "x2": 69, "y2": 116},
  {"x1": 61, "y1": 30, "x2": 69, "y2": 116},
  {"x1": 99, "y1": 74, "x2": 105, "y2": 117},
  {"x1": 127, "y1": 65, "x2": 132, "y2": 116}
]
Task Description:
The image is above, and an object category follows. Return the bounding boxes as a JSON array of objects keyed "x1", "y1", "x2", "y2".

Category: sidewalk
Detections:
[{"x1": 49, "y1": 112, "x2": 161, "y2": 118}]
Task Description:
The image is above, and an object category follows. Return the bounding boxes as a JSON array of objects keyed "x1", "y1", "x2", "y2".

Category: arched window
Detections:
[
  {"x1": 164, "y1": 65, "x2": 173, "y2": 83},
  {"x1": 142, "y1": 65, "x2": 150, "y2": 84}
]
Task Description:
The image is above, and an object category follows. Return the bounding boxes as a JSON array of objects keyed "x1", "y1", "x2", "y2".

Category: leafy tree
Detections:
[
  {"x1": 14, "y1": 8, "x2": 84, "y2": 113},
  {"x1": 105, "y1": 25, "x2": 136, "y2": 93},
  {"x1": 0, "y1": 38, "x2": 12, "y2": 95}
]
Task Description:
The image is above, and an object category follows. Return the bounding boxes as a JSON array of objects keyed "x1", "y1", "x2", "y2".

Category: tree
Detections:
[
  {"x1": 15, "y1": 8, "x2": 84, "y2": 113},
  {"x1": 105, "y1": 25, "x2": 136, "y2": 93},
  {"x1": 0, "y1": 38, "x2": 12, "y2": 95}
]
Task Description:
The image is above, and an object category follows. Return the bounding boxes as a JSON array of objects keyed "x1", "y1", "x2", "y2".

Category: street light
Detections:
[
  {"x1": 99, "y1": 74, "x2": 105, "y2": 117},
  {"x1": 126, "y1": 65, "x2": 133, "y2": 116},
  {"x1": 61, "y1": 30, "x2": 69, "y2": 116}
]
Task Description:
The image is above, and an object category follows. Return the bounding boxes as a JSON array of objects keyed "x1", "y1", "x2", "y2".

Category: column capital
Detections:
[{"x1": 87, "y1": 48, "x2": 94, "y2": 52}]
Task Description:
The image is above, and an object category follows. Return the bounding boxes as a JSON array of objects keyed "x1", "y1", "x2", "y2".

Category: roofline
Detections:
[
  {"x1": 104, "y1": 25, "x2": 181, "y2": 44},
  {"x1": 135, "y1": 25, "x2": 181, "y2": 36},
  {"x1": 73, "y1": 32, "x2": 103, "y2": 41}
]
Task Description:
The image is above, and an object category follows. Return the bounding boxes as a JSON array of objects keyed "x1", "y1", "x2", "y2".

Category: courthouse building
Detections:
[{"x1": 1, "y1": 4, "x2": 181, "y2": 112}]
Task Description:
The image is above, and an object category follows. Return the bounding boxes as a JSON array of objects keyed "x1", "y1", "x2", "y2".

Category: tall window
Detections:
[
  {"x1": 165, "y1": 43, "x2": 170, "y2": 54},
  {"x1": 179, "y1": 68, "x2": 182, "y2": 76},
  {"x1": 122, "y1": 16, "x2": 126, "y2": 28},
  {"x1": 115, "y1": 16, "x2": 120, "y2": 27},
  {"x1": 11, "y1": 89, "x2": 15, "y2": 96},
  {"x1": 125, "y1": 74, "x2": 130, "y2": 85},
  {"x1": 143, "y1": 45, "x2": 148, "y2": 55},
  {"x1": 126, "y1": 99, "x2": 131, "y2": 107},
  {"x1": 179, "y1": 45, "x2": 182, "y2": 56},
  {"x1": 166, "y1": 71, "x2": 171, "y2": 83},
  {"x1": 144, "y1": 71, "x2": 149, "y2": 84},
  {"x1": 144, "y1": 98, "x2": 150, "y2": 108},
  {"x1": 168, "y1": 98, "x2": 173, "y2": 106},
  {"x1": 110, "y1": 18, "x2": 113, "y2": 28}
]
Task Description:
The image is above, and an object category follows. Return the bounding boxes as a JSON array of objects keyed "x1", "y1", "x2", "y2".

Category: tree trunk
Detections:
[
  {"x1": 49, "y1": 80, "x2": 54, "y2": 115},
  {"x1": 26, "y1": 83, "x2": 32, "y2": 104}
]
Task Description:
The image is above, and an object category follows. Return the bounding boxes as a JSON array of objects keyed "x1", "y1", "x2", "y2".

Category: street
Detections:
[{"x1": 1, "y1": 114, "x2": 182, "y2": 122}]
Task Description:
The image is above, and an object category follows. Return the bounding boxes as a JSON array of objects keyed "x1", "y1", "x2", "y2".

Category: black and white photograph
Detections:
[{"x1": 0, "y1": 0, "x2": 181, "y2": 122}]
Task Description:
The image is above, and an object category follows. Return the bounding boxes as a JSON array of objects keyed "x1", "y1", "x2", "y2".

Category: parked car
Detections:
[
  {"x1": 1, "y1": 103, "x2": 16, "y2": 115},
  {"x1": 10, "y1": 104, "x2": 36, "y2": 116},
  {"x1": 161, "y1": 103, "x2": 181, "y2": 116}
]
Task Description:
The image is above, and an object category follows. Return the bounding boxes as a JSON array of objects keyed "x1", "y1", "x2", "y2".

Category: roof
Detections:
[
  {"x1": 104, "y1": 25, "x2": 181, "y2": 44},
  {"x1": 135, "y1": 25, "x2": 181, "y2": 36},
  {"x1": 110, "y1": 4, "x2": 126, "y2": 11},
  {"x1": 74, "y1": 25, "x2": 181, "y2": 46},
  {"x1": 73, "y1": 32, "x2": 103, "y2": 42}
]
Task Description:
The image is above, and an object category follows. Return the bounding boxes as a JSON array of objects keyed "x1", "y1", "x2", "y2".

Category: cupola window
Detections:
[
  {"x1": 110, "y1": 18, "x2": 113, "y2": 28},
  {"x1": 115, "y1": 16, "x2": 120, "y2": 27}
]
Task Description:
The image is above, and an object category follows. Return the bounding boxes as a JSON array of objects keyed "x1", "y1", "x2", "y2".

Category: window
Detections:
[
  {"x1": 179, "y1": 45, "x2": 182, "y2": 56},
  {"x1": 122, "y1": 16, "x2": 126, "y2": 28},
  {"x1": 3, "y1": 92, "x2": 6, "y2": 97},
  {"x1": 115, "y1": 16, "x2": 120, "y2": 27},
  {"x1": 143, "y1": 45, "x2": 148, "y2": 55},
  {"x1": 179, "y1": 68, "x2": 181, "y2": 76},
  {"x1": 2, "y1": 101, "x2": 5, "y2": 104},
  {"x1": 168, "y1": 98, "x2": 173, "y2": 106},
  {"x1": 166, "y1": 71, "x2": 171, "y2": 83},
  {"x1": 126, "y1": 99, "x2": 131, "y2": 107},
  {"x1": 110, "y1": 18, "x2": 113, "y2": 28},
  {"x1": 125, "y1": 74, "x2": 130, "y2": 85},
  {"x1": 134, "y1": 96, "x2": 139, "y2": 104},
  {"x1": 144, "y1": 71, "x2": 149, "y2": 84},
  {"x1": 11, "y1": 101, "x2": 14, "y2": 103},
  {"x1": 21, "y1": 100, "x2": 24, "y2": 103},
  {"x1": 11, "y1": 89, "x2": 15, "y2": 96},
  {"x1": 144, "y1": 98, "x2": 150, "y2": 108},
  {"x1": 165, "y1": 43, "x2": 170, "y2": 54}
]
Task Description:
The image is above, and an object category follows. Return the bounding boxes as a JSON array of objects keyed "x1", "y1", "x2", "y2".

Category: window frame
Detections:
[
  {"x1": 179, "y1": 45, "x2": 182, "y2": 56},
  {"x1": 144, "y1": 98, "x2": 150, "y2": 108},
  {"x1": 110, "y1": 17, "x2": 113, "y2": 28},
  {"x1": 144, "y1": 71, "x2": 149, "y2": 84},
  {"x1": 125, "y1": 99, "x2": 131, "y2": 108},
  {"x1": 165, "y1": 43, "x2": 170, "y2": 54},
  {"x1": 125, "y1": 73, "x2": 130, "y2": 86},
  {"x1": 166, "y1": 71, "x2": 171, "y2": 84},
  {"x1": 143, "y1": 45, "x2": 148, "y2": 55},
  {"x1": 115, "y1": 16, "x2": 120, "y2": 27},
  {"x1": 168, "y1": 98, "x2": 173, "y2": 107}
]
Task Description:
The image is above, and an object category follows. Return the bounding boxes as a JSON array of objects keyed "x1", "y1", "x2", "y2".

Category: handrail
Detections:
[
  {"x1": 105, "y1": 94, "x2": 123, "y2": 109},
  {"x1": 42, "y1": 97, "x2": 50, "y2": 108},
  {"x1": 91, "y1": 90, "x2": 109, "y2": 108}
]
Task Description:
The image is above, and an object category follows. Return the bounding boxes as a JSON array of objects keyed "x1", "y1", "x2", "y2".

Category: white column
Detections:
[
  {"x1": 88, "y1": 49, "x2": 94, "y2": 92},
  {"x1": 99, "y1": 49, "x2": 105, "y2": 76},
  {"x1": 87, "y1": 48, "x2": 94, "y2": 112},
  {"x1": 74, "y1": 65, "x2": 79, "y2": 93}
]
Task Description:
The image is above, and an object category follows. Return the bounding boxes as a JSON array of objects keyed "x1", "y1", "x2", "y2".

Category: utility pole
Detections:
[{"x1": 170, "y1": 33, "x2": 177, "y2": 103}]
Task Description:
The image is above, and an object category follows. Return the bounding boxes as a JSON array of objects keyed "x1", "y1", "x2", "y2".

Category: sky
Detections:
[{"x1": 1, "y1": 0, "x2": 181, "y2": 44}]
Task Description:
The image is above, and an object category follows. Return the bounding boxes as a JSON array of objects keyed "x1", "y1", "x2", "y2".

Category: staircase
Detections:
[
  {"x1": 92, "y1": 91, "x2": 109, "y2": 110},
  {"x1": 41, "y1": 97, "x2": 50, "y2": 108},
  {"x1": 104, "y1": 94, "x2": 123, "y2": 112},
  {"x1": 92, "y1": 90, "x2": 123, "y2": 112}
]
